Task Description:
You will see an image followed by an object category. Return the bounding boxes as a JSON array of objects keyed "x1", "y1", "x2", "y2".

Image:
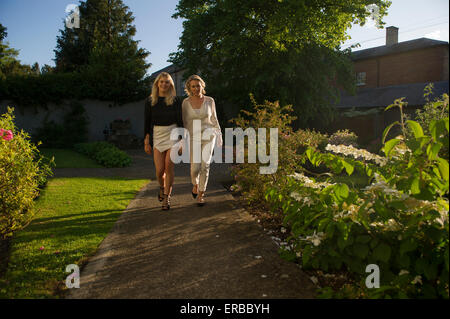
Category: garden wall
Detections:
[{"x1": 0, "y1": 99, "x2": 146, "y2": 142}]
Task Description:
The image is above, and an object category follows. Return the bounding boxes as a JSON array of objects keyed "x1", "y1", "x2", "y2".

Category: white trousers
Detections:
[{"x1": 190, "y1": 135, "x2": 216, "y2": 192}]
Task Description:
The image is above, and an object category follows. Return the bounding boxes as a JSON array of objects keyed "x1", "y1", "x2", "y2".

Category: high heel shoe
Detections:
[
  {"x1": 197, "y1": 193, "x2": 205, "y2": 206},
  {"x1": 158, "y1": 187, "x2": 164, "y2": 202},
  {"x1": 192, "y1": 185, "x2": 198, "y2": 199},
  {"x1": 162, "y1": 194, "x2": 170, "y2": 210}
]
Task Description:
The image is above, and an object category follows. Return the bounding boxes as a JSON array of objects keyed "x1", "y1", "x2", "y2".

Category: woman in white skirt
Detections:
[
  {"x1": 144, "y1": 72, "x2": 183, "y2": 210},
  {"x1": 182, "y1": 75, "x2": 222, "y2": 206}
]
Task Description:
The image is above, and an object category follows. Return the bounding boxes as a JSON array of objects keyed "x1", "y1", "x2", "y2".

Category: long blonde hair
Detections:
[
  {"x1": 184, "y1": 74, "x2": 206, "y2": 96},
  {"x1": 150, "y1": 72, "x2": 176, "y2": 106}
]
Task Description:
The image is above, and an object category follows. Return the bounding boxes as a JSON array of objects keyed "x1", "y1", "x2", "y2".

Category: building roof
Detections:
[
  {"x1": 351, "y1": 38, "x2": 448, "y2": 61},
  {"x1": 149, "y1": 64, "x2": 184, "y2": 79},
  {"x1": 336, "y1": 81, "x2": 449, "y2": 109}
]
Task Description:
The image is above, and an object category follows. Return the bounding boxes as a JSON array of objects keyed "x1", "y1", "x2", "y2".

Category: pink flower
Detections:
[
  {"x1": 0, "y1": 128, "x2": 13, "y2": 141},
  {"x1": 39, "y1": 246, "x2": 45, "y2": 251}
]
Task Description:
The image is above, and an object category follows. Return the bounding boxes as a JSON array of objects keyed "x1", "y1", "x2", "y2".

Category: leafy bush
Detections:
[
  {"x1": 265, "y1": 96, "x2": 449, "y2": 298},
  {"x1": 33, "y1": 101, "x2": 89, "y2": 148},
  {"x1": 412, "y1": 84, "x2": 449, "y2": 160},
  {"x1": 74, "y1": 142, "x2": 131, "y2": 168},
  {"x1": 230, "y1": 95, "x2": 328, "y2": 206},
  {"x1": 0, "y1": 107, "x2": 53, "y2": 240},
  {"x1": 328, "y1": 129, "x2": 358, "y2": 147}
]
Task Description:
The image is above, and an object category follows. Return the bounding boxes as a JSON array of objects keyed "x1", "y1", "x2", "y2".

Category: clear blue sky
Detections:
[{"x1": 0, "y1": 0, "x2": 448, "y2": 75}]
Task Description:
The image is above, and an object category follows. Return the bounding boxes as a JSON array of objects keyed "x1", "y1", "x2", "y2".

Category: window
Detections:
[{"x1": 356, "y1": 72, "x2": 366, "y2": 86}]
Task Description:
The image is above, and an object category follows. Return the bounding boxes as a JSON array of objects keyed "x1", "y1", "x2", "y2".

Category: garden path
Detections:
[{"x1": 62, "y1": 149, "x2": 316, "y2": 298}]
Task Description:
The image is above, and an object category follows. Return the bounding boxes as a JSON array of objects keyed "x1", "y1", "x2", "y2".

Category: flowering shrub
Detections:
[
  {"x1": 230, "y1": 95, "x2": 328, "y2": 206},
  {"x1": 0, "y1": 107, "x2": 53, "y2": 240},
  {"x1": 328, "y1": 129, "x2": 358, "y2": 147},
  {"x1": 266, "y1": 96, "x2": 449, "y2": 298}
]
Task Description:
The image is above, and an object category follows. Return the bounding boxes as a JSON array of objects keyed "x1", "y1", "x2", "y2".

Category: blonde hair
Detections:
[
  {"x1": 150, "y1": 72, "x2": 176, "y2": 106},
  {"x1": 184, "y1": 74, "x2": 206, "y2": 96}
]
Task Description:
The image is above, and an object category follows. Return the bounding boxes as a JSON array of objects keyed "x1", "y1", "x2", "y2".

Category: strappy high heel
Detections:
[
  {"x1": 197, "y1": 192, "x2": 205, "y2": 206},
  {"x1": 158, "y1": 187, "x2": 164, "y2": 202},
  {"x1": 162, "y1": 194, "x2": 170, "y2": 210}
]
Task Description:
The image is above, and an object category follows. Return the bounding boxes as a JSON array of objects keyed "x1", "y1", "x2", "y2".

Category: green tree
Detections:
[
  {"x1": 170, "y1": 0, "x2": 390, "y2": 127},
  {"x1": 0, "y1": 24, "x2": 34, "y2": 79},
  {"x1": 54, "y1": 0, "x2": 150, "y2": 75},
  {"x1": 53, "y1": 0, "x2": 151, "y2": 103}
]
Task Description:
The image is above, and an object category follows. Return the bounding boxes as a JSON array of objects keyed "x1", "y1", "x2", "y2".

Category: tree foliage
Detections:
[
  {"x1": 170, "y1": 0, "x2": 391, "y2": 127},
  {"x1": 0, "y1": 24, "x2": 35, "y2": 80},
  {"x1": 53, "y1": 0, "x2": 151, "y2": 102}
]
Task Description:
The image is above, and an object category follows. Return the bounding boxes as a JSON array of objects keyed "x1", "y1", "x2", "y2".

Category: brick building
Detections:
[{"x1": 330, "y1": 26, "x2": 449, "y2": 144}]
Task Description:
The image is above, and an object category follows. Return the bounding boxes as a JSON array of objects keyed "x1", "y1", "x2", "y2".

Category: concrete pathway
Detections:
[{"x1": 65, "y1": 150, "x2": 316, "y2": 299}]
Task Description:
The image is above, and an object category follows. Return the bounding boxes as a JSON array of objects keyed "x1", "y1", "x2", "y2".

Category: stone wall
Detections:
[{"x1": 0, "y1": 99, "x2": 147, "y2": 142}]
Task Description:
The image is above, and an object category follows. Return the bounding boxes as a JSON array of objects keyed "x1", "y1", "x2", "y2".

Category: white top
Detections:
[{"x1": 182, "y1": 96, "x2": 222, "y2": 144}]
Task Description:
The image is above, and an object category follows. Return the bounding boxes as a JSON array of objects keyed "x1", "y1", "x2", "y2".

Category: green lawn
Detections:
[
  {"x1": 0, "y1": 176, "x2": 148, "y2": 299},
  {"x1": 40, "y1": 148, "x2": 102, "y2": 168}
]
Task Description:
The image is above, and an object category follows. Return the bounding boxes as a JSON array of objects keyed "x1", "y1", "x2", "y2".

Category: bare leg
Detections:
[
  {"x1": 153, "y1": 148, "x2": 166, "y2": 189},
  {"x1": 164, "y1": 148, "x2": 175, "y2": 196}
]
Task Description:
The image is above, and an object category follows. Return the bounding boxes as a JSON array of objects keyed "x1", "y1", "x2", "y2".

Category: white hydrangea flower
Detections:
[
  {"x1": 411, "y1": 276, "x2": 422, "y2": 285},
  {"x1": 300, "y1": 231, "x2": 325, "y2": 247},
  {"x1": 325, "y1": 144, "x2": 387, "y2": 166},
  {"x1": 289, "y1": 173, "x2": 334, "y2": 189}
]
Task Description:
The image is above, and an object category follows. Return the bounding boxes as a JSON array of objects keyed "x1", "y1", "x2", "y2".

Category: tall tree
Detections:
[
  {"x1": 0, "y1": 23, "x2": 34, "y2": 79},
  {"x1": 53, "y1": 0, "x2": 151, "y2": 101},
  {"x1": 170, "y1": 0, "x2": 390, "y2": 127}
]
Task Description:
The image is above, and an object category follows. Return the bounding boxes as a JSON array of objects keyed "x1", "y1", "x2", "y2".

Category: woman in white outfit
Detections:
[
  {"x1": 144, "y1": 72, "x2": 183, "y2": 210},
  {"x1": 182, "y1": 75, "x2": 222, "y2": 206}
]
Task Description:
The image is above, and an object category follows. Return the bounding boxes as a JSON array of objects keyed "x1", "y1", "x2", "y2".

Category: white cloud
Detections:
[{"x1": 425, "y1": 30, "x2": 441, "y2": 40}]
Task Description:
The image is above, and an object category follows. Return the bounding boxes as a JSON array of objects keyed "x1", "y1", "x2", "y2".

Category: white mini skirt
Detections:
[{"x1": 153, "y1": 124, "x2": 177, "y2": 152}]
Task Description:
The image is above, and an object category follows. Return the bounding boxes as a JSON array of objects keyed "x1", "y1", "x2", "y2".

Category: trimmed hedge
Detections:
[
  {"x1": 74, "y1": 142, "x2": 131, "y2": 167},
  {"x1": 0, "y1": 72, "x2": 151, "y2": 110}
]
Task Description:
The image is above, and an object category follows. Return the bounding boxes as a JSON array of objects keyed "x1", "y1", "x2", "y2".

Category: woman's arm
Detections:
[
  {"x1": 144, "y1": 98, "x2": 153, "y2": 147},
  {"x1": 176, "y1": 96, "x2": 184, "y2": 129},
  {"x1": 210, "y1": 97, "x2": 223, "y2": 146}
]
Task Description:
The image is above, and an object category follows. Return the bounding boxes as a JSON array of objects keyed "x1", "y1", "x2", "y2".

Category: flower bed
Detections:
[{"x1": 231, "y1": 92, "x2": 449, "y2": 298}]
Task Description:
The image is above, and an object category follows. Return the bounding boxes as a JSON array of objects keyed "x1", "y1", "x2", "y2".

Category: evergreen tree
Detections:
[{"x1": 53, "y1": 0, "x2": 151, "y2": 102}]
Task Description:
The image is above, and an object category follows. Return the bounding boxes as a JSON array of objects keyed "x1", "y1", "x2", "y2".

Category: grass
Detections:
[
  {"x1": 0, "y1": 176, "x2": 148, "y2": 299},
  {"x1": 39, "y1": 148, "x2": 102, "y2": 168}
]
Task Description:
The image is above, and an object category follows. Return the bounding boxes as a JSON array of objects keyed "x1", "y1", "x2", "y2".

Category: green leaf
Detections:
[
  {"x1": 424, "y1": 262, "x2": 438, "y2": 280},
  {"x1": 406, "y1": 120, "x2": 424, "y2": 138},
  {"x1": 341, "y1": 159, "x2": 354, "y2": 175},
  {"x1": 353, "y1": 243, "x2": 369, "y2": 259},
  {"x1": 334, "y1": 183, "x2": 349, "y2": 201},
  {"x1": 399, "y1": 239, "x2": 417, "y2": 255},
  {"x1": 384, "y1": 103, "x2": 399, "y2": 112},
  {"x1": 396, "y1": 253, "x2": 410, "y2": 268},
  {"x1": 410, "y1": 175, "x2": 421, "y2": 194},
  {"x1": 383, "y1": 139, "x2": 401, "y2": 157},
  {"x1": 306, "y1": 148, "x2": 314, "y2": 163},
  {"x1": 382, "y1": 121, "x2": 400, "y2": 143},
  {"x1": 355, "y1": 235, "x2": 371, "y2": 244},
  {"x1": 427, "y1": 142, "x2": 442, "y2": 161},
  {"x1": 373, "y1": 243, "x2": 391, "y2": 263},
  {"x1": 437, "y1": 158, "x2": 449, "y2": 181}
]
